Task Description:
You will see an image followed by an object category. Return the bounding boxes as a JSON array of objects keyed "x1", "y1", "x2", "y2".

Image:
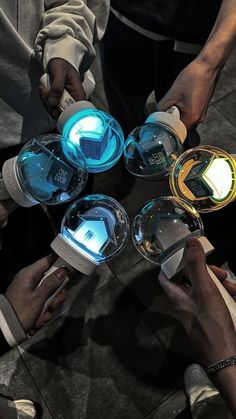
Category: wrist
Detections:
[
  {"x1": 197, "y1": 33, "x2": 236, "y2": 74},
  {"x1": 195, "y1": 51, "x2": 223, "y2": 75},
  {"x1": 206, "y1": 355, "x2": 236, "y2": 375}
]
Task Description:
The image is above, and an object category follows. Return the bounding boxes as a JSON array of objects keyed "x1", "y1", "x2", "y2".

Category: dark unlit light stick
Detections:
[{"x1": 161, "y1": 236, "x2": 236, "y2": 329}]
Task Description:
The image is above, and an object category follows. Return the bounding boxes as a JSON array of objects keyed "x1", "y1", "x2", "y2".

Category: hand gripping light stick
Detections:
[
  {"x1": 39, "y1": 194, "x2": 130, "y2": 313},
  {"x1": 132, "y1": 196, "x2": 236, "y2": 328},
  {"x1": 0, "y1": 134, "x2": 88, "y2": 207},
  {"x1": 123, "y1": 106, "x2": 187, "y2": 181},
  {"x1": 40, "y1": 74, "x2": 124, "y2": 173}
]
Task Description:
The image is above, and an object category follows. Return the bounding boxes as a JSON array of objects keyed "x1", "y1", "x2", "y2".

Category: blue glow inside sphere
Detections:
[
  {"x1": 61, "y1": 194, "x2": 130, "y2": 263},
  {"x1": 17, "y1": 134, "x2": 88, "y2": 205},
  {"x1": 132, "y1": 196, "x2": 203, "y2": 265},
  {"x1": 124, "y1": 123, "x2": 183, "y2": 181},
  {"x1": 62, "y1": 109, "x2": 124, "y2": 173}
]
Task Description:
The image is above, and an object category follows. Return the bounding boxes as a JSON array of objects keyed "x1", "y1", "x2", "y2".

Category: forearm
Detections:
[
  {"x1": 35, "y1": 0, "x2": 109, "y2": 73},
  {"x1": 197, "y1": 0, "x2": 236, "y2": 72}
]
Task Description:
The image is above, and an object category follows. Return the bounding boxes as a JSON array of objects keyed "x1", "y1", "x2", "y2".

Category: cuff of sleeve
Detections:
[
  {"x1": 0, "y1": 172, "x2": 10, "y2": 200},
  {"x1": 0, "y1": 295, "x2": 27, "y2": 347},
  {"x1": 43, "y1": 34, "x2": 88, "y2": 73}
]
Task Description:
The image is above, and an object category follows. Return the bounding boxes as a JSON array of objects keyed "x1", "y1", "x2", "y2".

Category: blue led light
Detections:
[
  {"x1": 62, "y1": 109, "x2": 124, "y2": 173},
  {"x1": 61, "y1": 194, "x2": 130, "y2": 263},
  {"x1": 17, "y1": 135, "x2": 88, "y2": 205}
]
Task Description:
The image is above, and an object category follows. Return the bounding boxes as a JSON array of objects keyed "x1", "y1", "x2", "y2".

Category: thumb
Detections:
[
  {"x1": 157, "y1": 93, "x2": 176, "y2": 112},
  {"x1": 39, "y1": 85, "x2": 49, "y2": 106},
  {"x1": 36, "y1": 267, "x2": 69, "y2": 302},
  {"x1": 183, "y1": 237, "x2": 208, "y2": 288},
  {"x1": 158, "y1": 270, "x2": 188, "y2": 304}
]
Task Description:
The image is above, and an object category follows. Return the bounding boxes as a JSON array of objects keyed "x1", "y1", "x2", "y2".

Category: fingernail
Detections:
[
  {"x1": 186, "y1": 236, "x2": 199, "y2": 249},
  {"x1": 56, "y1": 267, "x2": 69, "y2": 280}
]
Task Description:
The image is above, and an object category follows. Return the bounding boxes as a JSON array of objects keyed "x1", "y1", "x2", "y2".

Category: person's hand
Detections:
[
  {"x1": 158, "y1": 237, "x2": 236, "y2": 366},
  {"x1": 39, "y1": 58, "x2": 86, "y2": 119},
  {"x1": 0, "y1": 199, "x2": 18, "y2": 229},
  {"x1": 5, "y1": 254, "x2": 67, "y2": 334},
  {"x1": 157, "y1": 58, "x2": 218, "y2": 129}
]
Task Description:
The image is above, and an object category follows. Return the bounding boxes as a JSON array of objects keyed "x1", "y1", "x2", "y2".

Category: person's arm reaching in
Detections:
[
  {"x1": 0, "y1": 254, "x2": 67, "y2": 350},
  {"x1": 35, "y1": 0, "x2": 109, "y2": 118},
  {"x1": 158, "y1": 237, "x2": 236, "y2": 418},
  {"x1": 157, "y1": 0, "x2": 236, "y2": 129}
]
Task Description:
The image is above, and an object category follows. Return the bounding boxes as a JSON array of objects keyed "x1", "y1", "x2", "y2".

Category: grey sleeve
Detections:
[{"x1": 0, "y1": 295, "x2": 27, "y2": 347}]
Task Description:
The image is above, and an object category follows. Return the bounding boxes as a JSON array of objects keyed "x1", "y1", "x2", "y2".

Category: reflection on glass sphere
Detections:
[
  {"x1": 132, "y1": 196, "x2": 203, "y2": 265},
  {"x1": 61, "y1": 194, "x2": 130, "y2": 263},
  {"x1": 169, "y1": 146, "x2": 236, "y2": 212},
  {"x1": 62, "y1": 109, "x2": 124, "y2": 173},
  {"x1": 124, "y1": 123, "x2": 183, "y2": 181},
  {"x1": 17, "y1": 134, "x2": 88, "y2": 205}
]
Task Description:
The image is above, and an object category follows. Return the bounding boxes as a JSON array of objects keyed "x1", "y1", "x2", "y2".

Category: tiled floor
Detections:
[{"x1": 1, "y1": 45, "x2": 236, "y2": 419}]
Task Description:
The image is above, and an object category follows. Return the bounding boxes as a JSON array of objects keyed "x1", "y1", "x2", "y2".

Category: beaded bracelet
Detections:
[{"x1": 207, "y1": 356, "x2": 236, "y2": 375}]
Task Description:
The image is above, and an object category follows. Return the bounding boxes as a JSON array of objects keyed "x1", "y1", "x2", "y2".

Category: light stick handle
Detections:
[
  {"x1": 161, "y1": 236, "x2": 236, "y2": 329},
  {"x1": 40, "y1": 74, "x2": 75, "y2": 112},
  {"x1": 38, "y1": 257, "x2": 75, "y2": 314},
  {"x1": 206, "y1": 265, "x2": 236, "y2": 328}
]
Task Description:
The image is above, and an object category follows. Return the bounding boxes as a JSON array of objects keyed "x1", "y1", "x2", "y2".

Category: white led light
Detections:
[
  {"x1": 202, "y1": 158, "x2": 233, "y2": 201},
  {"x1": 69, "y1": 116, "x2": 104, "y2": 143}
]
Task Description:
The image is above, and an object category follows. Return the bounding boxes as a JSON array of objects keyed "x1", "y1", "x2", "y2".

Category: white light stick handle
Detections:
[
  {"x1": 40, "y1": 74, "x2": 75, "y2": 112},
  {"x1": 38, "y1": 257, "x2": 75, "y2": 315},
  {"x1": 166, "y1": 106, "x2": 181, "y2": 119},
  {"x1": 161, "y1": 236, "x2": 236, "y2": 329},
  {"x1": 206, "y1": 265, "x2": 236, "y2": 328}
]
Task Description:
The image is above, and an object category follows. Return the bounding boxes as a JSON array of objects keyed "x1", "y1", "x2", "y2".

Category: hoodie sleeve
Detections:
[{"x1": 34, "y1": 0, "x2": 110, "y2": 75}]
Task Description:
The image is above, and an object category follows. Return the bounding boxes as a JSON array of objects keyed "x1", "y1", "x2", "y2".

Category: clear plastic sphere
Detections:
[
  {"x1": 169, "y1": 146, "x2": 236, "y2": 213},
  {"x1": 61, "y1": 194, "x2": 130, "y2": 263},
  {"x1": 17, "y1": 134, "x2": 88, "y2": 205},
  {"x1": 124, "y1": 123, "x2": 183, "y2": 181},
  {"x1": 62, "y1": 109, "x2": 124, "y2": 173},
  {"x1": 132, "y1": 196, "x2": 203, "y2": 265}
]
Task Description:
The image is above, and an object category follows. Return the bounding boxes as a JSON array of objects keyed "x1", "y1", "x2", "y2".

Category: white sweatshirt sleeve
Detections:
[
  {"x1": 34, "y1": 0, "x2": 110, "y2": 75},
  {"x1": 0, "y1": 295, "x2": 27, "y2": 347}
]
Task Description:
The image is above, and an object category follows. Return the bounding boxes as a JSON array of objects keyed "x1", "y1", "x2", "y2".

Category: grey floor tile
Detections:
[
  {"x1": 211, "y1": 45, "x2": 236, "y2": 103},
  {"x1": 198, "y1": 104, "x2": 236, "y2": 153},
  {"x1": 145, "y1": 387, "x2": 190, "y2": 419},
  {"x1": 107, "y1": 237, "x2": 143, "y2": 278},
  {"x1": 0, "y1": 348, "x2": 52, "y2": 418},
  {"x1": 49, "y1": 262, "x2": 115, "y2": 321},
  {"x1": 117, "y1": 259, "x2": 195, "y2": 360},
  {"x1": 213, "y1": 89, "x2": 236, "y2": 128},
  {"x1": 19, "y1": 278, "x2": 187, "y2": 419}
]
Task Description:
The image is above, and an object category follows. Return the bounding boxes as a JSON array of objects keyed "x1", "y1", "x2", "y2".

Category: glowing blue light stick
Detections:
[
  {"x1": 40, "y1": 74, "x2": 124, "y2": 173},
  {"x1": 38, "y1": 194, "x2": 129, "y2": 313}
]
